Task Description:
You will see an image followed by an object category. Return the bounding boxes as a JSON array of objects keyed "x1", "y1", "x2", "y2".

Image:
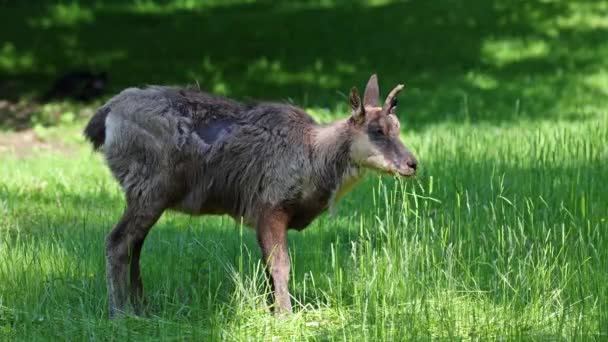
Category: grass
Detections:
[
  {"x1": 1, "y1": 0, "x2": 608, "y2": 340},
  {"x1": 1, "y1": 115, "x2": 606, "y2": 340}
]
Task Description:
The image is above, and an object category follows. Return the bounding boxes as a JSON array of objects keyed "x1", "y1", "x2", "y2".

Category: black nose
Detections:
[{"x1": 406, "y1": 158, "x2": 417, "y2": 170}]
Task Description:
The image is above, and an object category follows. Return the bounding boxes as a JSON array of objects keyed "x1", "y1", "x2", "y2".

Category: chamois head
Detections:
[{"x1": 348, "y1": 74, "x2": 417, "y2": 177}]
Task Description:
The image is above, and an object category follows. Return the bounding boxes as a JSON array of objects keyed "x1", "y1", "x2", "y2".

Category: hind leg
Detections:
[
  {"x1": 129, "y1": 234, "x2": 148, "y2": 315},
  {"x1": 102, "y1": 110, "x2": 185, "y2": 316},
  {"x1": 106, "y1": 200, "x2": 165, "y2": 317}
]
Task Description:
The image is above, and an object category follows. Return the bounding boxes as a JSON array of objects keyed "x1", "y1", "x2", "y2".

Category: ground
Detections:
[{"x1": 1, "y1": 0, "x2": 607, "y2": 340}]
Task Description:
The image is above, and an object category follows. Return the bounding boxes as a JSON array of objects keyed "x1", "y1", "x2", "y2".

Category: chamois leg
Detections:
[
  {"x1": 256, "y1": 210, "x2": 292, "y2": 315},
  {"x1": 129, "y1": 233, "x2": 149, "y2": 315},
  {"x1": 105, "y1": 204, "x2": 163, "y2": 317}
]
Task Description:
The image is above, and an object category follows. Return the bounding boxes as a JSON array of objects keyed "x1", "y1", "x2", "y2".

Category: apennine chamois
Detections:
[{"x1": 84, "y1": 74, "x2": 417, "y2": 317}]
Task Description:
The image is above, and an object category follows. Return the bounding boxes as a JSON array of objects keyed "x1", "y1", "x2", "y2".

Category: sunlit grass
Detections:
[
  {"x1": 482, "y1": 38, "x2": 550, "y2": 67},
  {"x1": 1, "y1": 111, "x2": 606, "y2": 340},
  {"x1": 0, "y1": 43, "x2": 35, "y2": 73}
]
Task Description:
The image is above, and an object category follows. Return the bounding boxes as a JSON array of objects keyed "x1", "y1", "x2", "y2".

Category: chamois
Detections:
[{"x1": 84, "y1": 74, "x2": 417, "y2": 316}]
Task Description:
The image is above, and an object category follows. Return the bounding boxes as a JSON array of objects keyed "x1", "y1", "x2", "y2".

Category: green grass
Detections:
[
  {"x1": 1, "y1": 0, "x2": 608, "y2": 340},
  {"x1": 1, "y1": 115, "x2": 606, "y2": 340}
]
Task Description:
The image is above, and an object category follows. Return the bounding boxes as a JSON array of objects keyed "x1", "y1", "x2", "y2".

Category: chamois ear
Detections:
[
  {"x1": 363, "y1": 74, "x2": 380, "y2": 108},
  {"x1": 349, "y1": 87, "x2": 365, "y2": 124}
]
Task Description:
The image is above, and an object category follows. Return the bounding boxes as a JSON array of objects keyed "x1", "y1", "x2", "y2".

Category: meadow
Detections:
[{"x1": 1, "y1": 0, "x2": 607, "y2": 340}]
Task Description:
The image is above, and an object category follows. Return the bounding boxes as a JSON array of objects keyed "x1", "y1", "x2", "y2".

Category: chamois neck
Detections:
[
  {"x1": 311, "y1": 119, "x2": 350, "y2": 158},
  {"x1": 310, "y1": 119, "x2": 355, "y2": 189}
]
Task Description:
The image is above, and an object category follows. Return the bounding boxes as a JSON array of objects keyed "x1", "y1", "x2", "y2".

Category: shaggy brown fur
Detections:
[{"x1": 84, "y1": 74, "x2": 417, "y2": 317}]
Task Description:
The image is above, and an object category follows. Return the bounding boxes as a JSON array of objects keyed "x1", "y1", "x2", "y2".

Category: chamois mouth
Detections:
[
  {"x1": 372, "y1": 165, "x2": 415, "y2": 178},
  {"x1": 361, "y1": 156, "x2": 416, "y2": 177},
  {"x1": 395, "y1": 167, "x2": 416, "y2": 177}
]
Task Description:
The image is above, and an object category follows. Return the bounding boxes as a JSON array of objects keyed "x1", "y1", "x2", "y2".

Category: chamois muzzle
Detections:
[{"x1": 395, "y1": 155, "x2": 417, "y2": 177}]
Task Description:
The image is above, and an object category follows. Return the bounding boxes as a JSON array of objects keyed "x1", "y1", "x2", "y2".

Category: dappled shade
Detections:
[{"x1": 1, "y1": 0, "x2": 607, "y2": 129}]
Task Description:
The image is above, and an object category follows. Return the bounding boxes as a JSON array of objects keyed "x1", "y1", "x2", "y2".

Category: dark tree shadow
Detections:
[{"x1": 0, "y1": 0, "x2": 606, "y2": 129}]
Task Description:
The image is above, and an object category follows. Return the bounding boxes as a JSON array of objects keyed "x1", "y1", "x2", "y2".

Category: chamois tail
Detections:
[{"x1": 84, "y1": 106, "x2": 110, "y2": 150}]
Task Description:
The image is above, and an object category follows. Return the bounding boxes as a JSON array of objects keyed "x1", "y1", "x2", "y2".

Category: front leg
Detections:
[{"x1": 256, "y1": 209, "x2": 292, "y2": 315}]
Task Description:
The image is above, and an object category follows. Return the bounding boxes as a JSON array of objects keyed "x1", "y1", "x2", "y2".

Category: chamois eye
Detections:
[{"x1": 374, "y1": 127, "x2": 384, "y2": 135}]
